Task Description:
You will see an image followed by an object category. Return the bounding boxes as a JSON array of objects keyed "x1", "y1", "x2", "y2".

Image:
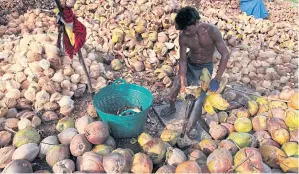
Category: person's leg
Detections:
[
  {"x1": 185, "y1": 62, "x2": 214, "y2": 137},
  {"x1": 160, "y1": 75, "x2": 181, "y2": 117}
]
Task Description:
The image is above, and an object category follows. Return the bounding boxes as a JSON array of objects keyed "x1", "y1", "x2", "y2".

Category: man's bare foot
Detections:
[{"x1": 160, "y1": 106, "x2": 176, "y2": 117}]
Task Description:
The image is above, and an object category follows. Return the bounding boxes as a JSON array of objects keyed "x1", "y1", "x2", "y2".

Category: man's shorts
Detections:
[{"x1": 186, "y1": 60, "x2": 213, "y2": 86}]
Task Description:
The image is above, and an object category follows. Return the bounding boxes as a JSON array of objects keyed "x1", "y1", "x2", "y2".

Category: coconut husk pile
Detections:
[
  {"x1": 0, "y1": 84, "x2": 297, "y2": 173},
  {"x1": 0, "y1": 0, "x2": 298, "y2": 93}
]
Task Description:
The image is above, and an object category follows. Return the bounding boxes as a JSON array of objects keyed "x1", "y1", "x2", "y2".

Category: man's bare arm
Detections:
[
  {"x1": 210, "y1": 26, "x2": 230, "y2": 81},
  {"x1": 179, "y1": 35, "x2": 188, "y2": 90}
]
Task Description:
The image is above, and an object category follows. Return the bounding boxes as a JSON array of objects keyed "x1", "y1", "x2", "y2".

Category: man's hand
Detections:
[{"x1": 209, "y1": 78, "x2": 219, "y2": 91}]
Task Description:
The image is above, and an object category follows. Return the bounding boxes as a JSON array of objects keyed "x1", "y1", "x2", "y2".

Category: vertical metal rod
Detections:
[{"x1": 78, "y1": 50, "x2": 93, "y2": 96}]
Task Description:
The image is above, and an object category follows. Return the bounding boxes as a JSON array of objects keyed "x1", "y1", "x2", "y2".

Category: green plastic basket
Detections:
[{"x1": 93, "y1": 79, "x2": 153, "y2": 139}]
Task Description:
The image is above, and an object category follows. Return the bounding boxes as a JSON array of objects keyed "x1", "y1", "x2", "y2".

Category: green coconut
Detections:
[
  {"x1": 234, "y1": 117, "x2": 252, "y2": 133},
  {"x1": 13, "y1": 128, "x2": 40, "y2": 148},
  {"x1": 281, "y1": 142, "x2": 299, "y2": 157},
  {"x1": 142, "y1": 138, "x2": 166, "y2": 164},
  {"x1": 56, "y1": 117, "x2": 75, "y2": 132},
  {"x1": 227, "y1": 132, "x2": 252, "y2": 149}
]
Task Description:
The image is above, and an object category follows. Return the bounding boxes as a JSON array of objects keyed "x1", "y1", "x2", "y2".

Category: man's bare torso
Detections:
[{"x1": 181, "y1": 23, "x2": 216, "y2": 64}]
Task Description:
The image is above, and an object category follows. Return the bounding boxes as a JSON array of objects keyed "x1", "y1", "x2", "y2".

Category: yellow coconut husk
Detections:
[
  {"x1": 204, "y1": 99, "x2": 216, "y2": 115},
  {"x1": 138, "y1": 133, "x2": 153, "y2": 147},
  {"x1": 248, "y1": 100, "x2": 259, "y2": 116},
  {"x1": 256, "y1": 97, "x2": 269, "y2": 114},
  {"x1": 206, "y1": 94, "x2": 230, "y2": 111},
  {"x1": 287, "y1": 93, "x2": 298, "y2": 110},
  {"x1": 269, "y1": 101, "x2": 288, "y2": 110},
  {"x1": 160, "y1": 129, "x2": 179, "y2": 146},
  {"x1": 281, "y1": 142, "x2": 298, "y2": 157},
  {"x1": 284, "y1": 108, "x2": 299, "y2": 131},
  {"x1": 280, "y1": 157, "x2": 298, "y2": 173}
]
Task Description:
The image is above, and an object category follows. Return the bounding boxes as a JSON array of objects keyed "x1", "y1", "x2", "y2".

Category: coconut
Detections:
[
  {"x1": 2, "y1": 159, "x2": 33, "y2": 173},
  {"x1": 103, "y1": 152, "x2": 127, "y2": 173},
  {"x1": 138, "y1": 132, "x2": 153, "y2": 147},
  {"x1": 234, "y1": 117, "x2": 252, "y2": 133},
  {"x1": 166, "y1": 148, "x2": 186, "y2": 166},
  {"x1": 259, "y1": 145, "x2": 287, "y2": 168},
  {"x1": 85, "y1": 121, "x2": 109, "y2": 145},
  {"x1": 266, "y1": 117, "x2": 288, "y2": 135},
  {"x1": 260, "y1": 138, "x2": 281, "y2": 148},
  {"x1": 58, "y1": 128, "x2": 78, "y2": 145},
  {"x1": 92, "y1": 144, "x2": 113, "y2": 155},
  {"x1": 80, "y1": 151, "x2": 105, "y2": 173},
  {"x1": 103, "y1": 136, "x2": 117, "y2": 149},
  {"x1": 18, "y1": 117, "x2": 32, "y2": 130},
  {"x1": 131, "y1": 152, "x2": 153, "y2": 174},
  {"x1": 0, "y1": 146, "x2": 15, "y2": 169},
  {"x1": 70, "y1": 134, "x2": 92, "y2": 157},
  {"x1": 207, "y1": 148, "x2": 233, "y2": 173},
  {"x1": 195, "y1": 139, "x2": 217, "y2": 155},
  {"x1": 221, "y1": 123, "x2": 235, "y2": 133},
  {"x1": 160, "y1": 128, "x2": 179, "y2": 146},
  {"x1": 227, "y1": 132, "x2": 252, "y2": 149},
  {"x1": 13, "y1": 127, "x2": 40, "y2": 147},
  {"x1": 209, "y1": 124, "x2": 228, "y2": 140},
  {"x1": 112, "y1": 148, "x2": 134, "y2": 173},
  {"x1": 218, "y1": 140, "x2": 239, "y2": 155},
  {"x1": 248, "y1": 100, "x2": 258, "y2": 116},
  {"x1": 281, "y1": 142, "x2": 298, "y2": 157},
  {"x1": 188, "y1": 149, "x2": 207, "y2": 163},
  {"x1": 234, "y1": 147, "x2": 264, "y2": 173},
  {"x1": 12, "y1": 143, "x2": 39, "y2": 162},
  {"x1": 236, "y1": 107, "x2": 251, "y2": 118},
  {"x1": 280, "y1": 157, "x2": 298, "y2": 173},
  {"x1": 41, "y1": 111, "x2": 59, "y2": 121},
  {"x1": 218, "y1": 111, "x2": 228, "y2": 123},
  {"x1": 252, "y1": 115, "x2": 267, "y2": 131},
  {"x1": 287, "y1": 93, "x2": 298, "y2": 110},
  {"x1": 253, "y1": 130, "x2": 271, "y2": 143},
  {"x1": 86, "y1": 103, "x2": 97, "y2": 118},
  {"x1": 271, "y1": 128, "x2": 290, "y2": 145},
  {"x1": 53, "y1": 159, "x2": 75, "y2": 174},
  {"x1": 56, "y1": 117, "x2": 75, "y2": 132},
  {"x1": 156, "y1": 165, "x2": 176, "y2": 174},
  {"x1": 5, "y1": 118, "x2": 19, "y2": 130},
  {"x1": 290, "y1": 129, "x2": 298, "y2": 142},
  {"x1": 0, "y1": 131, "x2": 12, "y2": 146},
  {"x1": 142, "y1": 138, "x2": 167, "y2": 164},
  {"x1": 46, "y1": 144, "x2": 70, "y2": 167},
  {"x1": 284, "y1": 108, "x2": 298, "y2": 130},
  {"x1": 75, "y1": 115, "x2": 94, "y2": 134},
  {"x1": 39, "y1": 136, "x2": 59, "y2": 157},
  {"x1": 176, "y1": 160, "x2": 202, "y2": 173}
]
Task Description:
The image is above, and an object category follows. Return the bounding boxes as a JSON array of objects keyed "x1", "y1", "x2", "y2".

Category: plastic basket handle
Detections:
[
  {"x1": 112, "y1": 79, "x2": 127, "y2": 85},
  {"x1": 119, "y1": 109, "x2": 137, "y2": 116}
]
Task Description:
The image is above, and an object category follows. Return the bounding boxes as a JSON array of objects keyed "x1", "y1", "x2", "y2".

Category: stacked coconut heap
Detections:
[
  {"x1": 0, "y1": 86, "x2": 297, "y2": 173},
  {"x1": 0, "y1": 0, "x2": 298, "y2": 92}
]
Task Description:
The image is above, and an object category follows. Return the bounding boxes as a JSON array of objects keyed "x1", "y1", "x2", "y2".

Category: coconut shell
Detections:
[
  {"x1": 260, "y1": 138, "x2": 281, "y2": 148},
  {"x1": 259, "y1": 145, "x2": 287, "y2": 168},
  {"x1": 290, "y1": 129, "x2": 298, "y2": 142},
  {"x1": 131, "y1": 152, "x2": 153, "y2": 174},
  {"x1": 160, "y1": 128, "x2": 179, "y2": 146},
  {"x1": 142, "y1": 138, "x2": 167, "y2": 164},
  {"x1": 207, "y1": 148, "x2": 233, "y2": 173},
  {"x1": 75, "y1": 115, "x2": 94, "y2": 134},
  {"x1": 218, "y1": 140, "x2": 239, "y2": 156},
  {"x1": 156, "y1": 165, "x2": 176, "y2": 174},
  {"x1": 80, "y1": 151, "x2": 105, "y2": 173},
  {"x1": 266, "y1": 117, "x2": 288, "y2": 135},
  {"x1": 166, "y1": 148, "x2": 186, "y2": 166},
  {"x1": 176, "y1": 160, "x2": 202, "y2": 173},
  {"x1": 103, "y1": 152, "x2": 127, "y2": 173},
  {"x1": 195, "y1": 139, "x2": 217, "y2": 155},
  {"x1": 112, "y1": 148, "x2": 134, "y2": 173},
  {"x1": 39, "y1": 136, "x2": 59, "y2": 157},
  {"x1": 209, "y1": 124, "x2": 228, "y2": 140},
  {"x1": 252, "y1": 115, "x2": 267, "y2": 131},
  {"x1": 227, "y1": 132, "x2": 252, "y2": 149},
  {"x1": 234, "y1": 147, "x2": 264, "y2": 173},
  {"x1": 13, "y1": 127, "x2": 41, "y2": 147},
  {"x1": 103, "y1": 136, "x2": 117, "y2": 149},
  {"x1": 253, "y1": 130, "x2": 271, "y2": 143},
  {"x1": 234, "y1": 117, "x2": 253, "y2": 133},
  {"x1": 280, "y1": 157, "x2": 298, "y2": 173},
  {"x1": 46, "y1": 144, "x2": 70, "y2": 167},
  {"x1": 56, "y1": 117, "x2": 75, "y2": 132},
  {"x1": 53, "y1": 159, "x2": 75, "y2": 173},
  {"x1": 0, "y1": 131, "x2": 12, "y2": 146},
  {"x1": 2, "y1": 159, "x2": 33, "y2": 173},
  {"x1": 188, "y1": 149, "x2": 207, "y2": 162},
  {"x1": 41, "y1": 111, "x2": 59, "y2": 122},
  {"x1": 84, "y1": 121, "x2": 109, "y2": 145},
  {"x1": 58, "y1": 128, "x2": 78, "y2": 145},
  {"x1": 0, "y1": 146, "x2": 15, "y2": 169},
  {"x1": 70, "y1": 134, "x2": 92, "y2": 157},
  {"x1": 12, "y1": 143, "x2": 39, "y2": 162}
]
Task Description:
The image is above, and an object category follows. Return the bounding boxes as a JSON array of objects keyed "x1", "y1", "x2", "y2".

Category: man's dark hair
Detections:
[{"x1": 175, "y1": 6, "x2": 200, "y2": 30}]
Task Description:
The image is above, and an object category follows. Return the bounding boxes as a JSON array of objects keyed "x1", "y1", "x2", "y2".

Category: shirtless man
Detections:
[{"x1": 161, "y1": 6, "x2": 230, "y2": 135}]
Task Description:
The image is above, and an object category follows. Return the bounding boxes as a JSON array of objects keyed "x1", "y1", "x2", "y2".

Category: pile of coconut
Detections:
[
  {"x1": 0, "y1": 0, "x2": 298, "y2": 92},
  {"x1": 0, "y1": 86, "x2": 298, "y2": 173}
]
